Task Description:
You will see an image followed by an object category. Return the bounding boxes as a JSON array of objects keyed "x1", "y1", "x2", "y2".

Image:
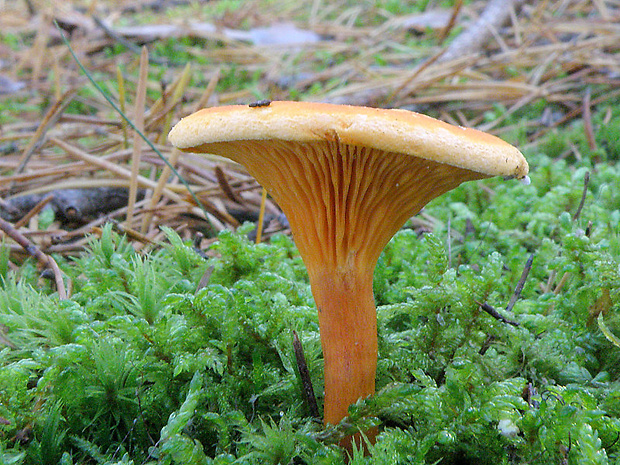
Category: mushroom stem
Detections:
[{"x1": 309, "y1": 266, "x2": 377, "y2": 426}]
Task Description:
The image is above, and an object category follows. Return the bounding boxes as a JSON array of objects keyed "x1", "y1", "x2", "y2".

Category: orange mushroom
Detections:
[{"x1": 169, "y1": 101, "x2": 528, "y2": 440}]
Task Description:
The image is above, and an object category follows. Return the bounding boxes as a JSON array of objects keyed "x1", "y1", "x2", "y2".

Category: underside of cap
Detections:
[{"x1": 168, "y1": 101, "x2": 529, "y2": 179}]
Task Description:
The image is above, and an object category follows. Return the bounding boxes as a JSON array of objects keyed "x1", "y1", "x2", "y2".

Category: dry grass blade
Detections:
[
  {"x1": 14, "y1": 87, "x2": 78, "y2": 177},
  {"x1": 127, "y1": 46, "x2": 149, "y2": 226},
  {"x1": 255, "y1": 188, "x2": 267, "y2": 244}
]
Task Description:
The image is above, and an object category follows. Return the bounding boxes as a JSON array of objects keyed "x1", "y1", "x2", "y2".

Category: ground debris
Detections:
[
  {"x1": 0, "y1": 0, "x2": 617, "y2": 257},
  {"x1": 1, "y1": 187, "x2": 146, "y2": 224}
]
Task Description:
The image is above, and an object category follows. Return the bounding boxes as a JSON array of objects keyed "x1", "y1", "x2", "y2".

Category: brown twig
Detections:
[
  {"x1": 292, "y1": 329, "x2": 320, "y2": 419},
  {"x1": 215, "y1": 166, "x2": 243, "y2": 204},
  {"x1": 438, "y1": 0, "x2": 463, "y2": 43},
  {"x1": 50, "y1": 137, "x2": 180, "y2": 203},
  {"x1": 195, "y1": 265, "x2": 214, "y2": 293},
  {"x1": 13, "y1": 194, "x2": 54, "y2": 229},
  {"x1": 23, "y1": 0, "x2": 36, "y2": 16},
  {"x1": 530, "y1": 88, "x2": 620, "y2": 142},
  {"x1": 389, "y1": 47, "x2": 448, "y2": 102},
  {"x1": 110, "y1": 220, "x2": 155, "y2": 246},
  {"x1": 0, "y1": 217, "x2": 67, "y2": 299},
  {"x1": 476, "y1": 300, "x2": 519, "y2": 327},
  {"x1": 254, "y1": 188, "x2": 268, "y2": 244},
  {"x1": 506, "y1": 253, "x2": 534, "y2": 313},
  {"x1": 3, "y1": 187, "x2": 146, "y2": 225},
  {"x1": 13, "y1": 88, "x2": 78, "y2": 178},
  {"x1": 553, "y1": 271, "x2": 571, "y2": 295},
  {"x1": 582, "y1": 88, "x2": 597, "y2": 152},
  {"x1": 573, "y1": 171, "x2": 590, "y2": 222}
]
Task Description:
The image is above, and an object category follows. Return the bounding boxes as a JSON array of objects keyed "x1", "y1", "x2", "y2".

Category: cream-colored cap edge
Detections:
[{"x1": 168, "y1": 101, "x2": 529, "y2": 179}]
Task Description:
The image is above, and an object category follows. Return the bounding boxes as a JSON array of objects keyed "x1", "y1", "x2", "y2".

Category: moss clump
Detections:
[{"x1": 2, "y1": 156, "x2": 620, "y2": 464}]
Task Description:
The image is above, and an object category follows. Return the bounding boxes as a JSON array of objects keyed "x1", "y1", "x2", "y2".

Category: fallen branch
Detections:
[
  {"x1": 573, "y1": 171, "x2": 590, "y2": 222},
  {"x1": 292, "y1": 329, "x2": 320, "y2": 419},
  {"x1": 1, "y1": 188, "x2": 146, "y2": 224},
  {"x1": 506, "y1": 253, "x2": 534, "y2": 313},
  {"x1": 439, "y1": 0, "x2": 525, "y2": 63},
  {"x1": 476, "y1": 300, "x2": 520, "y2": 327},
  {"x1": 0, "y1": 217, "x2": 67, "y2": 299}
]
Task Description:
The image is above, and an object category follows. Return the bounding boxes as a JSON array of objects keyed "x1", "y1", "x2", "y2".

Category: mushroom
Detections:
[{"x1": 168, "y1": 101, "x2": 528, "y2": 439}]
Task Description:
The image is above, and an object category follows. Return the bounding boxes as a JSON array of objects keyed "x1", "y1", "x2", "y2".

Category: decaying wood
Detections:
[
  {"x1": 439, "y1": 0, "x2": 525, "y2": 63},
  {"x1": 1, "y1": 187, "x2": 147, "y2": 224}
]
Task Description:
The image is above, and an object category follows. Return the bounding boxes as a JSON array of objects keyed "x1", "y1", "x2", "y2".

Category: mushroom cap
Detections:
[
  {"x1": 169, "y1": 101, "x2": 529, "y2": 274},
  {"x1": 168, "y1": 101, "x2": 528, "y2": 179}
]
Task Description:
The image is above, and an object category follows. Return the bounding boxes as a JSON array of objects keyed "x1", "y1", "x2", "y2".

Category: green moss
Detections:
[{"x1": 3, "y1": 141, "x2": 620, "y2": 465}]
